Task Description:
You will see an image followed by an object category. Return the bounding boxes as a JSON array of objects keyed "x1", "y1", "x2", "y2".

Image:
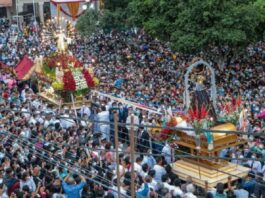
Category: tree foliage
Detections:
[
  {"x1": 76, "y1": 10, "x2": 100, "y2": 36},
  {"x1": 77, "y1": 0, "x2": 265, "y2": 55},
  {"x1": 76, "y1": 0, "x2": 130, "y2": 34},
  {"x1": 129, "y1": 0, "x2": 265, "y2": 54}
]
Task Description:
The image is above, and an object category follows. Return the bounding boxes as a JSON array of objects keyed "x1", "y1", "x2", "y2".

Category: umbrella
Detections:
[{"x1": 257, "y1": 110, "x2": 265, "y2": 119}]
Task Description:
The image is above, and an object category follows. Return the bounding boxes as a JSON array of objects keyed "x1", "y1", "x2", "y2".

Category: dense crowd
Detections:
[{"x1": 0, "y1": 18, "x2": 264, "y2": 198}]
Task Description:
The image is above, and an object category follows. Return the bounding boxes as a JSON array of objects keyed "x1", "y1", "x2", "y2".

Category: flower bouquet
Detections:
[
  {"x1": 187, "y1": 105, "x2": 209, "y2": 150},
  {"x1": 220, "y1": 97, "x2": 242, "y2": 126}
]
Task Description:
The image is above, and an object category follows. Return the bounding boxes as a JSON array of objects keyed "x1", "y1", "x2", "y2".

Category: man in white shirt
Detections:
[
  {"x1": 161, "y1": 174, "x2": 184, "y2": 197},
  {"x1": 142, "y1": 152, "x2": 156, "y2": 169},
  {"x1": 97, "y1": 106, "x2": 110, "y2": 141},
  {"x1": 134, "y1": 157, "x2": 144, "y2": 176},
  {"x1": 247, "y1": 154, "x2": 262, "y2": 173},
  {"x1": 153, "y1": 157, "x2": 166, "y2": 182},
  {"x1": 79, "y1": 105, "x2": 91, "y2": 119},
  {"x1": 126, "y1": 108, "x2": 139, "y2": 132},
  {"x1": 162, "y1": 143, "x2": 172, "y2": 164},
  {"x1": 60, "y1": 111, "x2": 75, "y2": 129}
]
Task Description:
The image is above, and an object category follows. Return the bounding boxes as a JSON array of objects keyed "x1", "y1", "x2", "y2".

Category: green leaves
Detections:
[
  {"x1": 129, "y1": 0, "x2": 265, "y2": 55},
  {"x1": 76, "y1": 0, "x2": 265, "y2": 56},
  {"x1": 76, "y1": 10, "x2": 100, "y2": 36},
  {"x1": 77, "y1": 0, "x2": 131, "y2": 34}
]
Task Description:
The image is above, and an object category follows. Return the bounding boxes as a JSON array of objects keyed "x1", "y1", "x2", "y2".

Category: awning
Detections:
[{"x1": 14, "y1": 56, "x2": 34, "y2": 80}]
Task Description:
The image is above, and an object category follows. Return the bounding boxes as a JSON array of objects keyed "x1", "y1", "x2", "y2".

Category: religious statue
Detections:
[
  {"x1": 54, "y1": 30, "x2": 68, "y2": 53},
  {"x1": 191, "y1": 75, "x2": 217, "y2": 121}
]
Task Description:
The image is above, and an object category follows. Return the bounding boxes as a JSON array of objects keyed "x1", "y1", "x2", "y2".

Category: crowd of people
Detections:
[{"x1": 0, "y1": 17, "x2": 264, "y2": 198}]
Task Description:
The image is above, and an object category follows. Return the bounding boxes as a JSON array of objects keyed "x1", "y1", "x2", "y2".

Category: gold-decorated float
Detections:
[
  {"x1": 35, "y1": 20, "x2": 98, "y2": 109},
  {"x1": 149, "y1": 60, "x2": 249, "y2": 189}
]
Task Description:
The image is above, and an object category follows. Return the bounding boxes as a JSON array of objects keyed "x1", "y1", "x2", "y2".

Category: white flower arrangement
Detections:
[{"x1": 71, "y1": 68, "x2": 88, "y2": 91}]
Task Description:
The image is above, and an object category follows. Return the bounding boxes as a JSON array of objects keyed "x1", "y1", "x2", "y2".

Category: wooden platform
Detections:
[
  {"x1": 38, "y1": 92, "x2": 91, "y2": 109},
  {"x1": 174, "y1": 131, "x2": 247, "y2": 153},
  {"x1": 172, "y1": 160, "x2": 250, "y2": 189}
]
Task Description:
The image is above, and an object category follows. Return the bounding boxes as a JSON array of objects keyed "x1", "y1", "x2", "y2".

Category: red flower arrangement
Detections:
[
  {"x1": 63, "y1": 71, "x2": 76, "y2": 91},
  {"x1": 188, "y1": 105, "x2": 208, "y2": 122},
  {"x1": 82, "y1": 69, "x2": 95, "y2": 88},
  {"x1": 222, "y1": 96, "x2": 242, "y2": 113},
  {"x1": 187, "y1": 105, "x2": 209, "y2": 137}
]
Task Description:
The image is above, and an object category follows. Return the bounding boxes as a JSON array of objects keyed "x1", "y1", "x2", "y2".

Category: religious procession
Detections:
[{"x1": 0, "y1": 0, "x2": 264, "y2": 198}]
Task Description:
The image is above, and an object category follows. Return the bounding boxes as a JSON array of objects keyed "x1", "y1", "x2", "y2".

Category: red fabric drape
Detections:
[{"x1": 67, "y1": 2, "x2": 80, "y2": 20}]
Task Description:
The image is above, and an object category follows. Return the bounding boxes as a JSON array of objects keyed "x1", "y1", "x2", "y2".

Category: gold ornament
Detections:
[{"x1": 211, "y1": 123, "x2": 236, "y2": 139}]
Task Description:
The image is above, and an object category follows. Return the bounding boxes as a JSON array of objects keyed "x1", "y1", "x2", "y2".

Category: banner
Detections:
[{"x1": 0, "y1": 0, "x2": 12, "y2": 7}]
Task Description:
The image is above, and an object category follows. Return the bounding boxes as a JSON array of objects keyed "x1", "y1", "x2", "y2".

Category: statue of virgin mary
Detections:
[{"x1": 191, "y1": 75, "x2": 217, "y2": 121}]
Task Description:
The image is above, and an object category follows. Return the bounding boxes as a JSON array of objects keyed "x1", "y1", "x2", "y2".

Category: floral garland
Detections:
[
  {"x1": 82, "y1": 69, "x2": 95, "y2": 88},
  {"x1": 63, "y1": 70, "x2": 76, "y2": 91}
]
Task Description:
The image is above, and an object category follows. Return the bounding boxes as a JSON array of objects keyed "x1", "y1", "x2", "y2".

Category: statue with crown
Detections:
[
  {"x1": 149, "y1": 60, "x2": 250, "y2": 189},
  {"x1": 36, "y1": 26, "x2": 99, "y2": 109}
]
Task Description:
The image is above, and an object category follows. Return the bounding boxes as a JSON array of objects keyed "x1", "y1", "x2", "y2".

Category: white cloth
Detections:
[{"x1": 176, "y1": 121, "x2": 195, "y2": 136}]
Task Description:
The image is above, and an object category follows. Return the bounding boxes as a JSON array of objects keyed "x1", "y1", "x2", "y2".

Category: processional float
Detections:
[
  {"x1": 34, "y1": 19, "x2": 98, "y2": 111},
  {"x1": 149, "y1": 60, "x2": 250, "y2": 189}
]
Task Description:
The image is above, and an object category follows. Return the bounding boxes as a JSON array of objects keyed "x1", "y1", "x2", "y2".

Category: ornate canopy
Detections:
[{"x1": 184, "y1": 60, "x2": 217, "y2": 111}]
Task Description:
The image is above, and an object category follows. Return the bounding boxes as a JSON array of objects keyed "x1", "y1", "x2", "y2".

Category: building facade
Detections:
[{"x1": 1, "y1": 0, "x2": 100, "y2": 25}]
